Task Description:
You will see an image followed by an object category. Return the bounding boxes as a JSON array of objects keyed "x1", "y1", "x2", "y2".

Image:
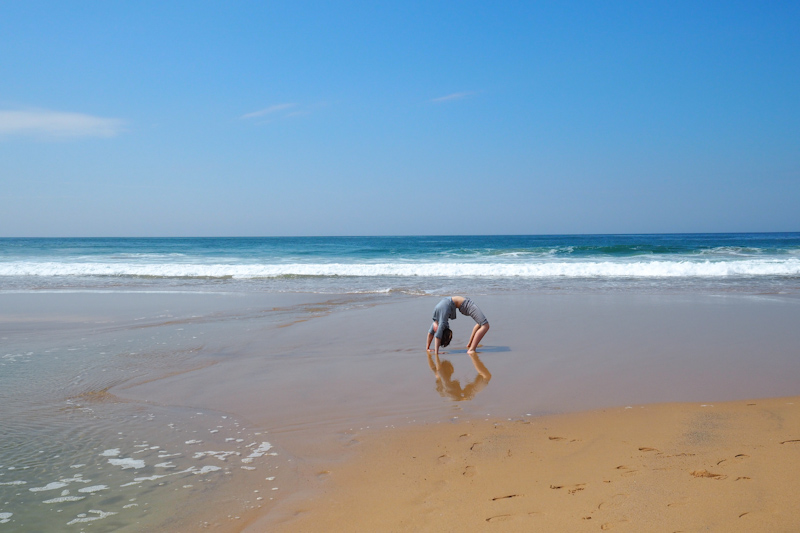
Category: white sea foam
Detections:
[
  {"x1": 247, "y1": 442, "x2": 272, "y2": 459},
  {"x1": 2, "y1": 259, "x2": 799, "y2": 279},
  {"x1": 77, "y1": 485, "x2": 109, "y2": 493},
  {"x1": 42, "y1": 495, "x2": 86, "y2": 503},
  {"x1": 0, "y1": 513, "x2": 11, "y2": 524},
  {"x1": 66, "y1": 509, "x2": 116, "y2": 525},
  {"x1": 193, "y1": 450, "x2": 238, "y2": 461},
  {"x1": 133, "y1": 475, "x2": 166, "y2": 482},
  {"x1": 29, "y1": 482, "x2": 68, "y2": 492},
  {"x1": 107, "y1": 458, "x2": 145, "y2": 469},
  {"x1": 100, "y1": 449, "x2": 120, "y2": 457},
  {"x1": 194, "y1": 465, "x2": 221, "y2": 474}
]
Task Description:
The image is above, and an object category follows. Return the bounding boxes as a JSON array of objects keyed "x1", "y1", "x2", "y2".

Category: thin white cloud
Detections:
[
  {"x1": 0, "y1": 109, "x2": 124, "y2": 139},
  {"x1": 240, "y1": 103, "x2": 296, "y2": 119},
  {"x1": 430, "y1": 92, "x2": 475, "y2": 103}
]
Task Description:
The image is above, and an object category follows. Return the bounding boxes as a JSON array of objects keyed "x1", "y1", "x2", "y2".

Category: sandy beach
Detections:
[{"x1": 257, "y1": 396, "x2": 800, "y2": 532}]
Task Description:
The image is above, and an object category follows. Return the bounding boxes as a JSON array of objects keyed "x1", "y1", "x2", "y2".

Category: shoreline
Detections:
[
  {"x1": 3, "y1": 290, "x2": 800, "y2": 531},
  {"x1": 252, "y1": 394, "x2": 800, "y2": 532}
]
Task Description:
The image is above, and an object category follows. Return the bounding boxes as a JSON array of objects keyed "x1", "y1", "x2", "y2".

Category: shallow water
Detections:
[{"x1": 0, "y1": 292, "x2": 334, "y2": 532}]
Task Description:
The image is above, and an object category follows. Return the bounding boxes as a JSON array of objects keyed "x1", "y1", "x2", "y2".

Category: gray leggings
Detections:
[{"x1": 460, "y1": 298, "x2": 488, "y2": 325}]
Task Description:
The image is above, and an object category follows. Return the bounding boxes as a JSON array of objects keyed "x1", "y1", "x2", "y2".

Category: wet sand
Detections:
[
  {"x1": 121, "y1": 292, "x2": 800, "y2": 430},
  {"x1": 4, "y1": 291, "x2": 800, "y2": 530},
  {"x1": 114, "y1": 291, "x2": 800, "y2": 531}
]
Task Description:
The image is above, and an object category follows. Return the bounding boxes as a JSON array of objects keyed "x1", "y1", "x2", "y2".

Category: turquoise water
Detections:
[{"x1": 2, "y1": 234, "x2": 800, "y2": 294}]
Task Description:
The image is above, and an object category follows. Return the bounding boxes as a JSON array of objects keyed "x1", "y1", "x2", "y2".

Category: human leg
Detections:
[
  {"x1": 467, "y1": 323, "x2": 480, "y2": 348},
  {"x1": 467, "y1": 323, "x2": 489, "y2": 353}
]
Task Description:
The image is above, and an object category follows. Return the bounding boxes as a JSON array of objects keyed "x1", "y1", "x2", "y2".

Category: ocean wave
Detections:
[{"x1": 1, "y1": 259, "x2": 800, "y2": 279}]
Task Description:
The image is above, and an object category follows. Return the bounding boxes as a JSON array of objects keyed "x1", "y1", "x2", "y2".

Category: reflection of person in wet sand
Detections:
[
  {"x1": 425, "y1": 296, "x2": 490, "y2": 356},
  {"x1": 427, "y1": 351, "x2": 492, "y2": 401}
]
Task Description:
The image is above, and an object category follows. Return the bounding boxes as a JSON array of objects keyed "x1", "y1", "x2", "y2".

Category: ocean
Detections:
[{"x1": 2, "y1": 233, "x2": 800, "y2": 295}]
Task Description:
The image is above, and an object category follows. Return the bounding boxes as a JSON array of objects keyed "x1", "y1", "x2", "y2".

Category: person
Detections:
[{"x1": 425, "y1": 296, "x2": 490, "y2": 355}]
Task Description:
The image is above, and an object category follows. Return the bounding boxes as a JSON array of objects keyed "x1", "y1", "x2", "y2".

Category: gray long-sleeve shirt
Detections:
[{"x1": 429, "y1": 297, "x2": 457, "y2": 339}]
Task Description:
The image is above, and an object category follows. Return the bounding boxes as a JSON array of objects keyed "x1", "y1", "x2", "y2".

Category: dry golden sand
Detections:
[{"x1": 248, "y1": 396, "x2": 800, "y2": 532}]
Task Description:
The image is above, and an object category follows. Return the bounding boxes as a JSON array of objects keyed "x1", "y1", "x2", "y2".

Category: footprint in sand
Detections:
[
  {"x1": 463, "y1": 465, "x2": 477, "y2": 477},
  {"x1": 549, "y1": 483, "x2": 586, "y2": 494},
  {"x1": 718, "y1": 453, "x2": 750, "y2": 466},
  {"x1": 690, "y1": 469, "x2": 727, "y2": 480},
  {"x1": 568, "y1": 484, "x2": 586, "y2": 495},
  {"x1": 639, "y1": 447, "x2": 659, "y2": 452},
  {"x1": 485, "y1": 512, "x2": 540, "y2": 523},
  {"x1": 615, "y1": 465, "x2": 638, "y2": 477},
  {"x1": 492, "y1": 494, "x2": 521, "y2": 501},
  {"x1": 458, "y1": 433, "x2": 471, "y2": 441},
  {"x1": 437, "y1": 454, "x2": 451, "y2": 465},
  {"x1": 549, "y1": 436, "x2": 580, "y2": 442},
  {"x1": 598, "y1": 493, "x2": 628, "y2": 510}
]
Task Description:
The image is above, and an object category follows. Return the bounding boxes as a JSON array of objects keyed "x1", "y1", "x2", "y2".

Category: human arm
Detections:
[{"x1": 434, "y1": 335, "x2": 444, "y2": 355}]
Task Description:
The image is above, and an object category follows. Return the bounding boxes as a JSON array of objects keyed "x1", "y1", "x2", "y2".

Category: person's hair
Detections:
[{"x1": 441, "y1": 327, "x2": 453, "y2": 348}]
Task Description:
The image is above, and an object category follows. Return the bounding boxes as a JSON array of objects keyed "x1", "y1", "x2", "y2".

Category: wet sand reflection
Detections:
[{"x1": 427, "y1": 351, "x2": 492, "y2": 401}]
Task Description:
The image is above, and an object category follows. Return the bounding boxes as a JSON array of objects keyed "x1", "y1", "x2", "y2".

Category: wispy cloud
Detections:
[
  {"x1": 0, "y1": 109, "x2": 124, "y2": 139},
  {"x1": 430, "y1": 92, "x2": 475, "y2": 103},
  {"x1": 240, "y1": 103, "x2": 296, "y2": 119}
]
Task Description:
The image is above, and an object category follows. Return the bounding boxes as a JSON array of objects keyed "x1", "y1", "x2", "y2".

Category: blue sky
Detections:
[{"x1": 1, "y1": 1, "x2": 798, "y2": 236}]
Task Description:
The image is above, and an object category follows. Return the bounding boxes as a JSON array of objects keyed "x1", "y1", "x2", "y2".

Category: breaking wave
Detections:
[{"x1": 2, "y1": 259, "x2": 800, "y2": 279}]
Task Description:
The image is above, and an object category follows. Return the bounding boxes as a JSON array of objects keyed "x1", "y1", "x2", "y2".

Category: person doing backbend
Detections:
[{"x1": 425, "y1": 296, "x2": 490, "y2": 356}]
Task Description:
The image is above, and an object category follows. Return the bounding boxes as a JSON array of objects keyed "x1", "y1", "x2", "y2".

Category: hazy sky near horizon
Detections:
[{"x1": 1, "y1": 1, "x2": 798, "y2": 237}]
